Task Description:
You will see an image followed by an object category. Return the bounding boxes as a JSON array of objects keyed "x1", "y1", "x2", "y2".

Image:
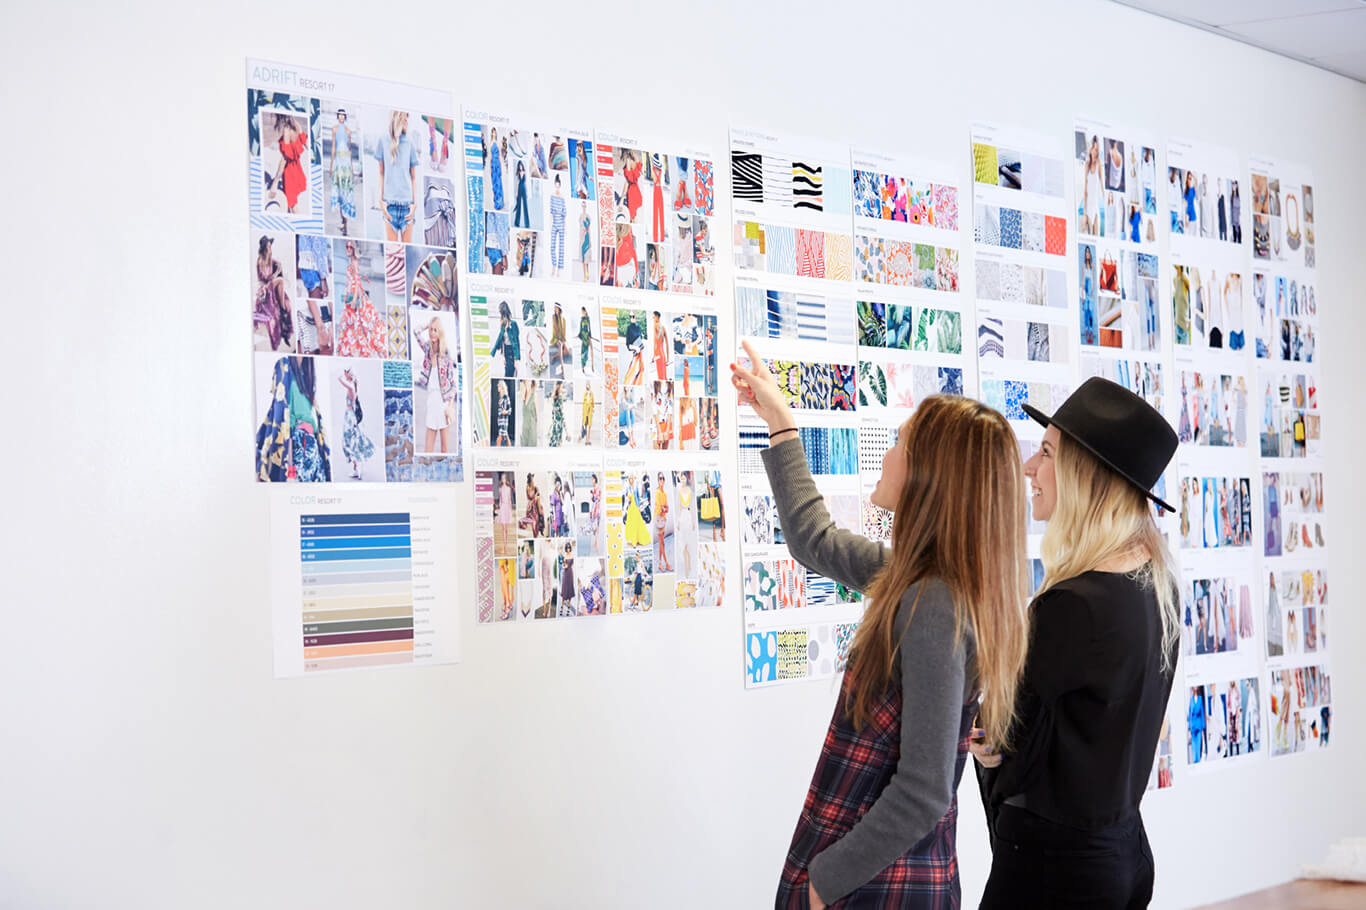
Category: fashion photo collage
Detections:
[
  {"x1": 464, "y1": 114, "x2": 596, "y2": 284},
  {"x1": 249, "y1": 83, "x2": 463, "y2": 484},
  {"x1": 1264, "y1": 567, "x2": 1328, "y2": 661},
  {"x1": 1249, "y1": 160, "x2": 1315, "y2": 269},
  {"x1": 1269, "y1": 665, "x2": 1331, "y2": 756},
  {"x1": 1074, "y1": 122, "x2": 1162, "y2": 354},
  {"x1": 596, "y1": 134, "x2": 716, "y2": 296},
  {"x1": 469, "y1": 284, "x2": 603, "y2": 449}
]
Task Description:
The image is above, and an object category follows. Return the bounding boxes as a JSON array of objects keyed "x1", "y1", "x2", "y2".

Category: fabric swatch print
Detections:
[
  {"x1": 823, "y1": 166, "x2": 852, "y2": 216},
  {"x1": 387, "y1": 305, "x2": 409, "y2": 359},
  {"x1": 981, "y1": 378, "x2": 1006, "y2": 412},
  {"x1": 935, "y1": 311, "x2": 963, "y2": 354},
  {"x1": 858, "y1": 361, "x2": 887, "y2": 408},
  {"x1": 795, "y1": 228, "x2": 825, "y2": 278},
  {"x1": 936, "y1": 248, "x2": 960, "y2": 292},
  {"x1": 825, "y1": 294, "x2": 857, "y2": 345},
  {"x1": 1022, "y1": 211, "x2": 1045, "y2": 252},
  {"x1": 859, "y1": 426, "x2": 893, "y2": 474},
  {"x1": 938, "y1": 367, "x2": 964, "y2": 395},
  {"x1": 766, "y1": 224, "x2": 797, "y2": 276},
  {"x1": 858, "y1": 299, "x2": 886, "y2": 346},
  {"x1": 735, "y1": 221, "x2": 763, "y2": 271},
  {"x1": 731, "y1": 151, "x2": 763, "y2": 203},
  {"x1": 996, "y1": 148, "x2": 1023, "y2": 190},
  {"x1": 975, "y1": 204, "x2": 1001, "y2": 246},
  {"x1": 978, "y1": 318, "x2": 1005, "y2": 359},
  {"x1": 887, "y1": 362, "x2": 917, "y2": 410},
  {"x1": 999, "y1": 208, "x2": 1024, "y2": 250},
  {"x1": 1023, "y1": 266, "x2": 1047, "y2": 307},
  {"x1": 692, "y1": 159, "x2": 714, "y2": 216},
  {"x1": 777, "y1": 629, "x2": 809, "y2": 680},
  {"x1": 775, "y1": 558, "x2": 805, "y2": 609},
  {"x1": 884, "y1": 241, "x2": 915, "y2": 287},
  {"x1": 385, "y1": 244, "x2": 407, "y2": 296},
  {"x1": 1004, "y1": 380, "x2": 1029, "y2": 420},
  {"x1": 742, "y1": 495, "x2": 775, "y2": 545},
  {"x1": 1044, "y1": 159, "x2": 1065, "y2": 198},
  {"x1": 853, "y1": 169, "x2": 881, "y2": 217},
  {"x1": 854, "y1": 234, "x2": 882, "y2": 283},
  {"x1": 833, "y1": 622, "x2": 858, "y2": 672},
  {"x1": 771, "y1": 359, "x2": 801, "y2": 407},
  {"x1": 830, "y1": 365, "x2": 857, "y2": 412},
  {"x1": 825, "y1": 232, "x2": 853, "y2": 281},
  {"x1": 476, "y1": 536, "x2": 496, "y2": 622},
  {"x1": 1001, "y1": 263, "x2": 1025, "y2": 303},
  {"x1": 466, "y1": 176, "x2": 485, "y2": 272},
  {"x1": 1045, "y1": 215, "x2": 1067, "y2": 255},
  {"x1": 912, "y1": 364, "x2": 938, "y2": 403},
  {"x1": 800, "y1": 426, "x2": 830, "y2": 474},
  {"x1": 763, "y1": 156, "x2": 793, "y2": 208},
  {"x1": 800, "y1": 362, "x2": 832, "y2": 410},
  {"x1": 736, "y1": 285, "x2": 767, "y2": 338},
  {"x1": 973, "y1": 143, "x2": 999, "y2": 185},
  {"x1": 976, "y1": 258, "x2": 1001, "y2": 301},
  {"x1": 915, "y1": 243, "x2": 938, "y2": 290},
  {"x1": 767, "y1": 289, "x2": 798, "y2": 339},
  {"x1": 792, "y1": 161, "x2": 823, "y2": 211},
  {"x1": 863, "y1": 499, "x2": 894, "y2": 542},
  {"x1": 1027, "y1": 322, "x2": 1051, "y2": 362},
  {"x1": 829, "y1": 426, "x2": 858, "y2": 474},
  {"x1": 884, "y1": 304, "x2": 914, "y2": 350},
  {"x1": 747, "y1": 631, "x2": 779, "y2": 684},
  {"x1": 795, "y1": 293, "x2": 828, "y2": 341},
  {"x1": 933, "y1": 184, "x2": 958, "y2": 231}
]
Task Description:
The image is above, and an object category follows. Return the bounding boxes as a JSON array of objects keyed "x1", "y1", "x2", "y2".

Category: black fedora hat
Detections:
[{"x1": 1023, "y1": 377, "x2": 1178, "y2": 513}]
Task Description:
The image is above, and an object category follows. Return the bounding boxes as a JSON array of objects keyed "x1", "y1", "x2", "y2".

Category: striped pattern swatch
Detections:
[
  {"x1": 732, "y1": 152, "x2": 763, "y2": 202},
  {"x1": 763, "y1": 156, "x2": 793, "y2": 208},
  {"x1": 792, "y1": 161, "x2": 823, "y2": 211}
]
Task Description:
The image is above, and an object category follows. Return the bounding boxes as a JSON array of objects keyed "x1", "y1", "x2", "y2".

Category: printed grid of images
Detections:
[{"x1": 249, "y1": 86, "x2": 462, "y2": 483}]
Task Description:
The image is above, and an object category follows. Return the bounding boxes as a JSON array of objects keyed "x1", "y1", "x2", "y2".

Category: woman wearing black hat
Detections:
[{"x1": 973, "y1": 377, "x2": 1180, "y2": 909}]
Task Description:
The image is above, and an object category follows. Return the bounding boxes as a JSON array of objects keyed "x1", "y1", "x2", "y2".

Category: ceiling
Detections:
[{"x1": 1112, "y1": 0, "x2": 1366, "y2": 82}]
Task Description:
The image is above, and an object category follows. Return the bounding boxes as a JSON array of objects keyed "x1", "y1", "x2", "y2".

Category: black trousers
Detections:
[{"x1": 979, "y1": 805, "x2": 1153, "y2": 909}]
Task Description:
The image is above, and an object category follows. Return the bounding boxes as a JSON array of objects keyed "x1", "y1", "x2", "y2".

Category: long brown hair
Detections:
[
  {"x1": 846, "y1": 396, "x2": 1030, "y2": 749},
  {"x1": 1039, "y1": 434, "x2": 1179, "y2": 672}
]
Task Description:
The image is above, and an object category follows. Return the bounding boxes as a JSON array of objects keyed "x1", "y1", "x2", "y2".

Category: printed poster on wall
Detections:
[
  {"x1": 269, "y1": 486, "x2": 460, "y2": 676},
  {"x1": 969, "y1": 123, "x2": 1075, "y2": 446},
  {"x1": 248, "y1": 59, "x2": 464, "y2": 484},
  {"x1": 731, "y1": 125, "x2": 862, "y2": 687}
]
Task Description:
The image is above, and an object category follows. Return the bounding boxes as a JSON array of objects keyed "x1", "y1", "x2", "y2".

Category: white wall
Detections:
[{"x1": 2, "y1": 1, "x2": 1364, "y2": 907}]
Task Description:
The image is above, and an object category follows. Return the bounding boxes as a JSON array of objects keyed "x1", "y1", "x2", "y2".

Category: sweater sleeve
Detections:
[
  {"x1": 807, "y1": 583, "x2": 974, "y2": 902},
  {"x1": 760, "y1": 436, "x2": 887, "y2": 592}
]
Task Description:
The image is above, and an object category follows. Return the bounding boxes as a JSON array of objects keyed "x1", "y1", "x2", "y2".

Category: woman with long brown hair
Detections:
[
  {"x1": 973, "y1": 378, "x2": 1180, "y2": 909},
  {"x1": 731, "y1": 341, "x2": 1029, "y2": 909}
]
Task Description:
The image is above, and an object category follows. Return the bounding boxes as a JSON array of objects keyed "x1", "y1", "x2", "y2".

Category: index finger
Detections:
[{"x1": 739, "y1": 339, "x2": 772, "y2": 380}]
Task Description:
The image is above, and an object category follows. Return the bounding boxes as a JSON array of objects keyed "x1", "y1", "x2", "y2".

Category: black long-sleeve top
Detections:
[{"x1": 979, "y1": 570, "x2": 1178, "y2": 830}]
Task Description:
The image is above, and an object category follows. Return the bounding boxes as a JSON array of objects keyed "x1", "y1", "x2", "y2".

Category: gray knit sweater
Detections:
[{"x1": 762, "y1": 436, "x2": 977, "y2": 902}]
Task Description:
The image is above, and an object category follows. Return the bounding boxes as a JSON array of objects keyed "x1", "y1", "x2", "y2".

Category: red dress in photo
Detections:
[
  {"x1": 622, "y1": 159, "x2": 644, "y2": 221},
  {"x1": 279, "y1": 132, "x2": 308, "y2": 210}
]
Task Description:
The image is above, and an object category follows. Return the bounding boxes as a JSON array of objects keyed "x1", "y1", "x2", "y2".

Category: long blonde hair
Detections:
[
  {"x1": 389, "y1": 111, "x2": 408, "y2": 162},
  {"x1": 1038, "y1": 434, "x2": 1179, "y2": 672},
  {"x1": 847, "y1": 396, "x2": 1030, "y2": 750},
  {"x1": 427, "y1": 316, "x2": 448, "y2": 360}
]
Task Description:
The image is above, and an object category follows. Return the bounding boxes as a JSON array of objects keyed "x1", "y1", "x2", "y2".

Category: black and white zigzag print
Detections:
[
  {"x1": 792, "y1": 161, "x2": 823, "y2": 212},
  {"x1": 732, "y1": 152, "x2": 763, "y2": 203}
]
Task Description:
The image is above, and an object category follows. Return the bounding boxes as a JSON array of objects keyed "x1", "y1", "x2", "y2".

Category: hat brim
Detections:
[{"x1": 1023, "y1": 403, "x2": 1176, "y2": 514}]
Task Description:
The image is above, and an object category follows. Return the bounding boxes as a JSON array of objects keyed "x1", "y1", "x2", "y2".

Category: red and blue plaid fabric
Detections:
[{"x1": 776, "y1": 676, "x2": 977, "y2": 909}]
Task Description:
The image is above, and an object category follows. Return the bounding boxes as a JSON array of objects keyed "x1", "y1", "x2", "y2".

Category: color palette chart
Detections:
[
  {"x1": 301, "y1": 512, "x2": 414, "y2": 671},
  {"x1": 271, "y1": 488, "x2": 459, "y2": 677}
]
